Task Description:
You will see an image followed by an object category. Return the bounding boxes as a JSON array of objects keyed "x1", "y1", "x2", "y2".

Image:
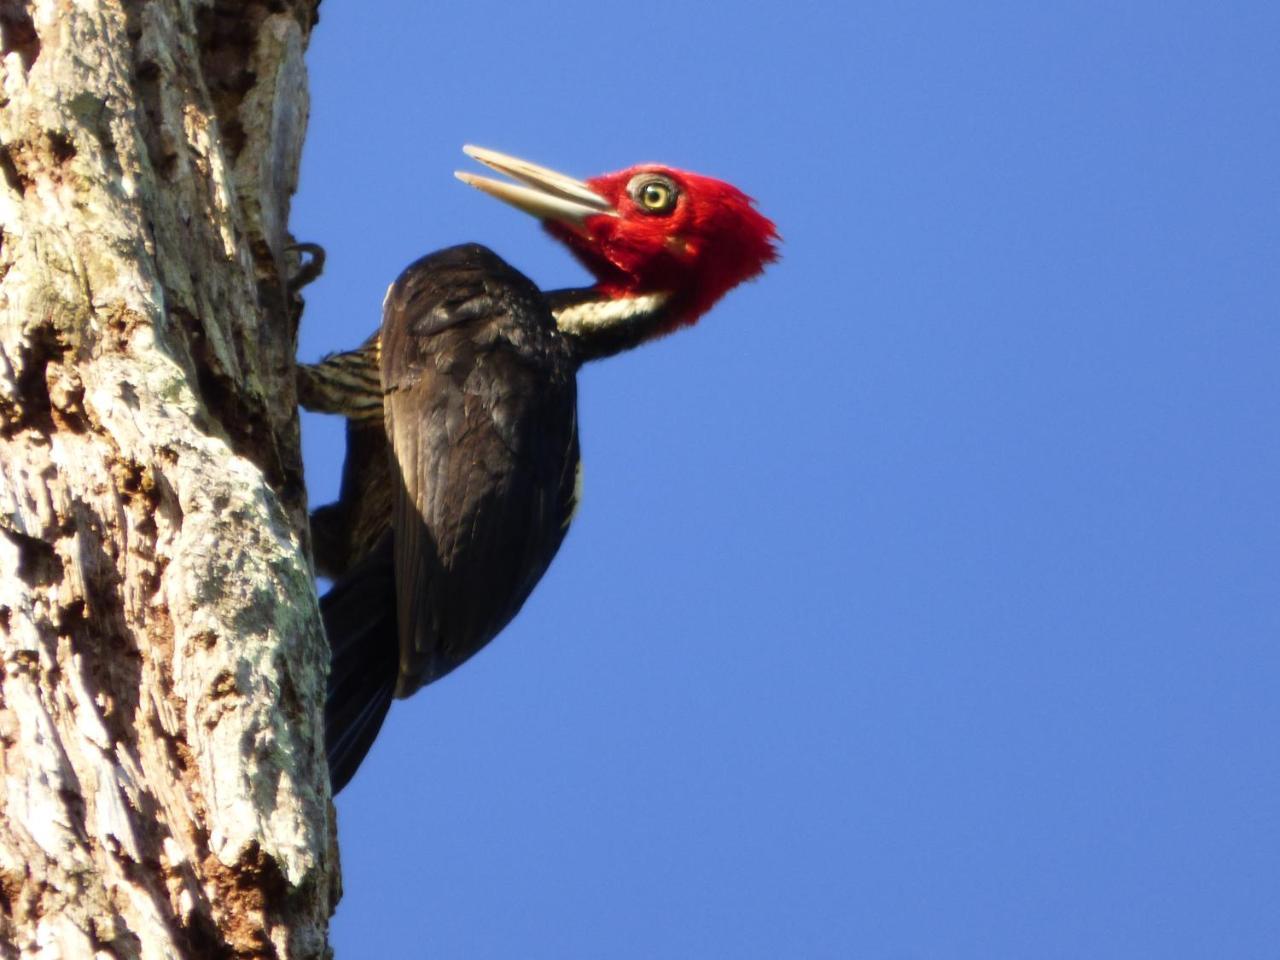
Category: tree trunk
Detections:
[{"x1": 0, "y1": 1, "x2": 335, "y2": 956}]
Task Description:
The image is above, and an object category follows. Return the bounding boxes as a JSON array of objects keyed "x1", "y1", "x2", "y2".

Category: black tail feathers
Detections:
[{"x1": 322, "y1": 535, "x2": 399, "y2": 794}]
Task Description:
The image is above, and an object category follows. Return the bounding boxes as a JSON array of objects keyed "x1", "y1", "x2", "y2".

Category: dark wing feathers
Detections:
[
  {"x1": 324, "y1": 245, "x2": 579, "y2": 786},
  {"x1": 379, "y1": 244, "x2": 579, "y2": 697},
  {"x1": 322, "y1": 535, "x2": 397, "y2": 793}
]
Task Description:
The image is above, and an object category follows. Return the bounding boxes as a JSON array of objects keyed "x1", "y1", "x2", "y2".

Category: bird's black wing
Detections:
[
  {"x1": 323, "y1": 244, "x2": 578, "y2": 791},
  {"x1": 381, "y1": 244, "x2": 579, "y2": 697},
  {"x1": 322, "y1": 532, "x2": 397, "y2": 792}
]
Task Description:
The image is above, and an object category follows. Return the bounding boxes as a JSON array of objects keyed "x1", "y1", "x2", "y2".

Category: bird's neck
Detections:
[{"x1": 547, "y1": 287, "x2": 678, "y2": 364}]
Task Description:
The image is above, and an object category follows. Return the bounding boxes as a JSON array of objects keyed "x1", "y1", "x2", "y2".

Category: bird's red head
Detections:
[
  {"x1": 457, "y1": 147, "x2": 779, "y2": 336},
  {"x1": 554, "y1": 165, "x2": 778, "y2": 329}
]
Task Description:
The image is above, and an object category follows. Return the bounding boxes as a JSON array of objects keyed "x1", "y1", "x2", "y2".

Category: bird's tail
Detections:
[{"x1": 322, "y1": 534, "x2": 398, "y2": 794}]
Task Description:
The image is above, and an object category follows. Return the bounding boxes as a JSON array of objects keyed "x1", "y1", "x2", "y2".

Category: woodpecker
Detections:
[{"x1": 301, "y1": 146, "x2": 778, "y2": 791}]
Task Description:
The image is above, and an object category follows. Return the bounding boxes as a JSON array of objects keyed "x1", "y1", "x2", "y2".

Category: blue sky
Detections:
[{"x1": 293, "y1": 2, "x2": 1279, "y2": 956}]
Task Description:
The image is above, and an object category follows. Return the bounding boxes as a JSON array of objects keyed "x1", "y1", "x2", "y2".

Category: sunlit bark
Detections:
[{"x1": 0, "y1": 1, "x2": 335, "y2": 955}]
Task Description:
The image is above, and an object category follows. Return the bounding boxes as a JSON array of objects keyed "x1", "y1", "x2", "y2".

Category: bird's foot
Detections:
[{"x1": 287, "y1": 241, "x2": 327, "y2": 292}]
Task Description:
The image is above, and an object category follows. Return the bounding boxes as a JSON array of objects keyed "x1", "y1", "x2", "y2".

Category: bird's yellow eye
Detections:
[
  {"x1": 640, "y1": 182, "x2": 670, "y2": 209},
  {"x1": 630, "y1": 176, "x2": 678, "y2": 215}
]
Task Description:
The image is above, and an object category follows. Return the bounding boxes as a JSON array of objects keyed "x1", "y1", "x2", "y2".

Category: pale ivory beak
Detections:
[{"x1": 455, "y1": 145, "x2": 618, "y2": 225}]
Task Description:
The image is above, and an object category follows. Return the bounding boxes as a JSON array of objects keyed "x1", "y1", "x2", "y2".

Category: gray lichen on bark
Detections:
[{"x1": 0, "y1": 1, "x2": 334, "y2": 956}]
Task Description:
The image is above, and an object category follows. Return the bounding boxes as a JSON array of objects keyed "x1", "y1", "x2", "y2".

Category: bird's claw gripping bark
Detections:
[{"x1": 286, "y1": 241, "x2": 326, "y2": 293}]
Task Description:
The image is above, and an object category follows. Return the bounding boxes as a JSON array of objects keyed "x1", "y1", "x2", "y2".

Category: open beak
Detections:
[{"x1": 455, "y1": 145, "x2": 618, "y2": 226}]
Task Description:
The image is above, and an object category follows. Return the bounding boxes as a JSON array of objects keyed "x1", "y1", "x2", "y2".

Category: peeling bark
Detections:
[{"x1": 0, "y1": 1, "x2": 334, "y2": 957}]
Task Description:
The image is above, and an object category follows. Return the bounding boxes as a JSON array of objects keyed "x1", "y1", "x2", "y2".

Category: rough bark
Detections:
[{"x1": 0, "y1": 1, "x2": 334, "y2": 957}]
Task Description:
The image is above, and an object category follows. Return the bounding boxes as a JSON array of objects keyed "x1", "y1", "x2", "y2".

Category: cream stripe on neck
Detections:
[{"x1": 552, "y1": 292, "x2": 671, "y2": 336}]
